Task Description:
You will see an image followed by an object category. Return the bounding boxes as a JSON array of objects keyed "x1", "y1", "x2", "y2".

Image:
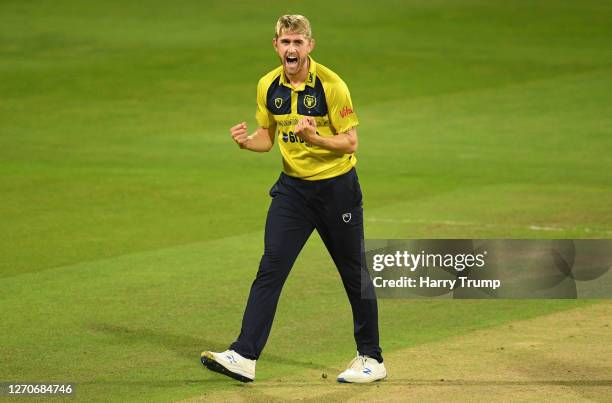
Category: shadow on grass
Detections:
[{"x1": 89, "y1": 323, "x2": 324, "y2": 371}]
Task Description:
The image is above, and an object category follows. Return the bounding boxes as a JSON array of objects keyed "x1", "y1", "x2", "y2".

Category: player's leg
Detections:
[
  {"x1": 317, "y1": 211, "x2": 386, "y2": 383},
  {"x1": 202, "y1": 176, "x2": 315, "y2": 381},
  {"x1": 229, "y1": 175, "x2": 315, "y2": 359},
  {"x1": 316, "y1": 206, "x2": 382, "y2": 361},
  {"x1": 314, "y1": 169, "x2": 385, "y2": 382}
]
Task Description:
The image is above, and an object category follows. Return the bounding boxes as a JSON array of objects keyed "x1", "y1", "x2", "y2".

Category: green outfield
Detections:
[{"x1": 1, "y1": 0, "x2": 611, "y2": 401}]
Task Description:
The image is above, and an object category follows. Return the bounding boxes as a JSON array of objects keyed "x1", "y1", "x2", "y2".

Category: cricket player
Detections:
[{"x1": 201, "y1": 14, "x2": 386, "y2": 384}]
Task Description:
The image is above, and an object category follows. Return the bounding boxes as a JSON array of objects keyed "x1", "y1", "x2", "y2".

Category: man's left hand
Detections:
[{"x1": 295, "y1": 117, "x2": 318, "y2": 143}]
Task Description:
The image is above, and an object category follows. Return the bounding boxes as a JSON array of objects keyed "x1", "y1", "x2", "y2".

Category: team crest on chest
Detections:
[
  {"x1": 304, "y1": 95, "x2": 317, "y2": 109},
  {"x1": 274, "y1": 97, "x2": 283, "y2": 109}
]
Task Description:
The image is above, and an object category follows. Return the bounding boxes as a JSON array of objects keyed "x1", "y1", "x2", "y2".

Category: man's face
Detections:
[{"x1": 273, "y1": 31, "x2": 314, "y2": 77}]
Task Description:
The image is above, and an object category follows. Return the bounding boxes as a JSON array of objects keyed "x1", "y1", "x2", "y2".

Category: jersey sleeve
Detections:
[
  {"x1": 255, "y1": 78, "x2": 273, "y2": 128},
  {"x1": 326, "y1": 79, "x2": 359, "y2": 134}
]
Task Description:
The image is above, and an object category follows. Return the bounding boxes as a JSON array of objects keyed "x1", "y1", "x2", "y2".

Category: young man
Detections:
[{"x1": 201, "y1": 15, "x2": 386, "y2": 384}]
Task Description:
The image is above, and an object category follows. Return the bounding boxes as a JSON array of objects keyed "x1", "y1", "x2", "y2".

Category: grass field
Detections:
[{"x1": 1, "y1": 0, "x2": 611, "y2": 401}]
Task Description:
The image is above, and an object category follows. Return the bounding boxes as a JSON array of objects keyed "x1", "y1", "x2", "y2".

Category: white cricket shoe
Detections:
[
  {"x1": 337, "y1": 354, "x2": 387, "y2": 383},
  {"x1": 200, "y1": 349, "x2": 256, "y2": 383}
]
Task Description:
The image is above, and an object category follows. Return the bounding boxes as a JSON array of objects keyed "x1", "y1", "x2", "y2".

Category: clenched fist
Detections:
[
  {"x1": 295, "y1": 117, "x2": 317, "y2": 143},
  {"x1": 230, "y1": 122, "x2": 249, "y2": 148}
]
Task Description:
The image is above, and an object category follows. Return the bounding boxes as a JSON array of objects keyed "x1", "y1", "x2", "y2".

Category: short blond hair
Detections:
[{"x1": 275, "y1": 15, "x2": 312, "y2": 39}]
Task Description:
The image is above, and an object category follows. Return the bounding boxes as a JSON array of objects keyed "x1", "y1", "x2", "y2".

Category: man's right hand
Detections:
[{"x1": 230, "y1": 122, "x2": 249, "y2": 148}]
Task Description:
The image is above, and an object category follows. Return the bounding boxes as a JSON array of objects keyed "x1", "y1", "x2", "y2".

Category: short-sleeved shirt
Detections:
[{"x1": 255, "y1": 57, "x2": 359, "y2": 180}]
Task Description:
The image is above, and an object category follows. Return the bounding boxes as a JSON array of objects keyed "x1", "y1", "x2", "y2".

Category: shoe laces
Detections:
[{"x1": 348, "y1": 354, "x2": 368, "y2": 370}]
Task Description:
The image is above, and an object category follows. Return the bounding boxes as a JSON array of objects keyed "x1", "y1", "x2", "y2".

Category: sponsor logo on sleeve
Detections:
[{"x1": 340, "y1": 106, "x2": 354, "y2": 118}]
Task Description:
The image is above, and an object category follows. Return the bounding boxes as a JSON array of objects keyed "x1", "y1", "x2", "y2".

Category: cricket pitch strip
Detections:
[{"x1": 186, "y1": 302, "x2": 611, "y2": 402}]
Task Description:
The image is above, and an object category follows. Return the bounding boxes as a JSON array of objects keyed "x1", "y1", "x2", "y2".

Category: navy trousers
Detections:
[{"x1": 229, "y1": 168, "x2": 383, "y2": 362}]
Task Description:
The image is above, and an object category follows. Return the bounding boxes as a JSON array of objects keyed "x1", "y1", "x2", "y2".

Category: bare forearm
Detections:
[
  {"x1": 294, "y1": 118, "x2": 358, "y2": 154},
  {"x1": 242, "y1": 129, "x2": 274, "y2": 152},
  {"x1": 230, "y1": 123, "x2": 275, "y2": 152},
  {"x1": 309, "y1": 130, "x2": 357, "y2": 154}
]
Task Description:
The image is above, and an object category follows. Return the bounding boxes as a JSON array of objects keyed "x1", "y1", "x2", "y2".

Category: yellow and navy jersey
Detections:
[{"x1": 255, "y1": 57, "x2": 359, "y2": 180}]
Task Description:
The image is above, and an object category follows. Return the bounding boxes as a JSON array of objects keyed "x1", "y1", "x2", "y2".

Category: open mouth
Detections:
[{"x1": 285, "y1": 56, "x2": 298, "y2": 66}]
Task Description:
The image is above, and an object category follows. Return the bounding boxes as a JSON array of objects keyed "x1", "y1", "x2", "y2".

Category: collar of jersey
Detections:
[{"x1": 280, "y1": 56, "x2": 317, "y2": 91}]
